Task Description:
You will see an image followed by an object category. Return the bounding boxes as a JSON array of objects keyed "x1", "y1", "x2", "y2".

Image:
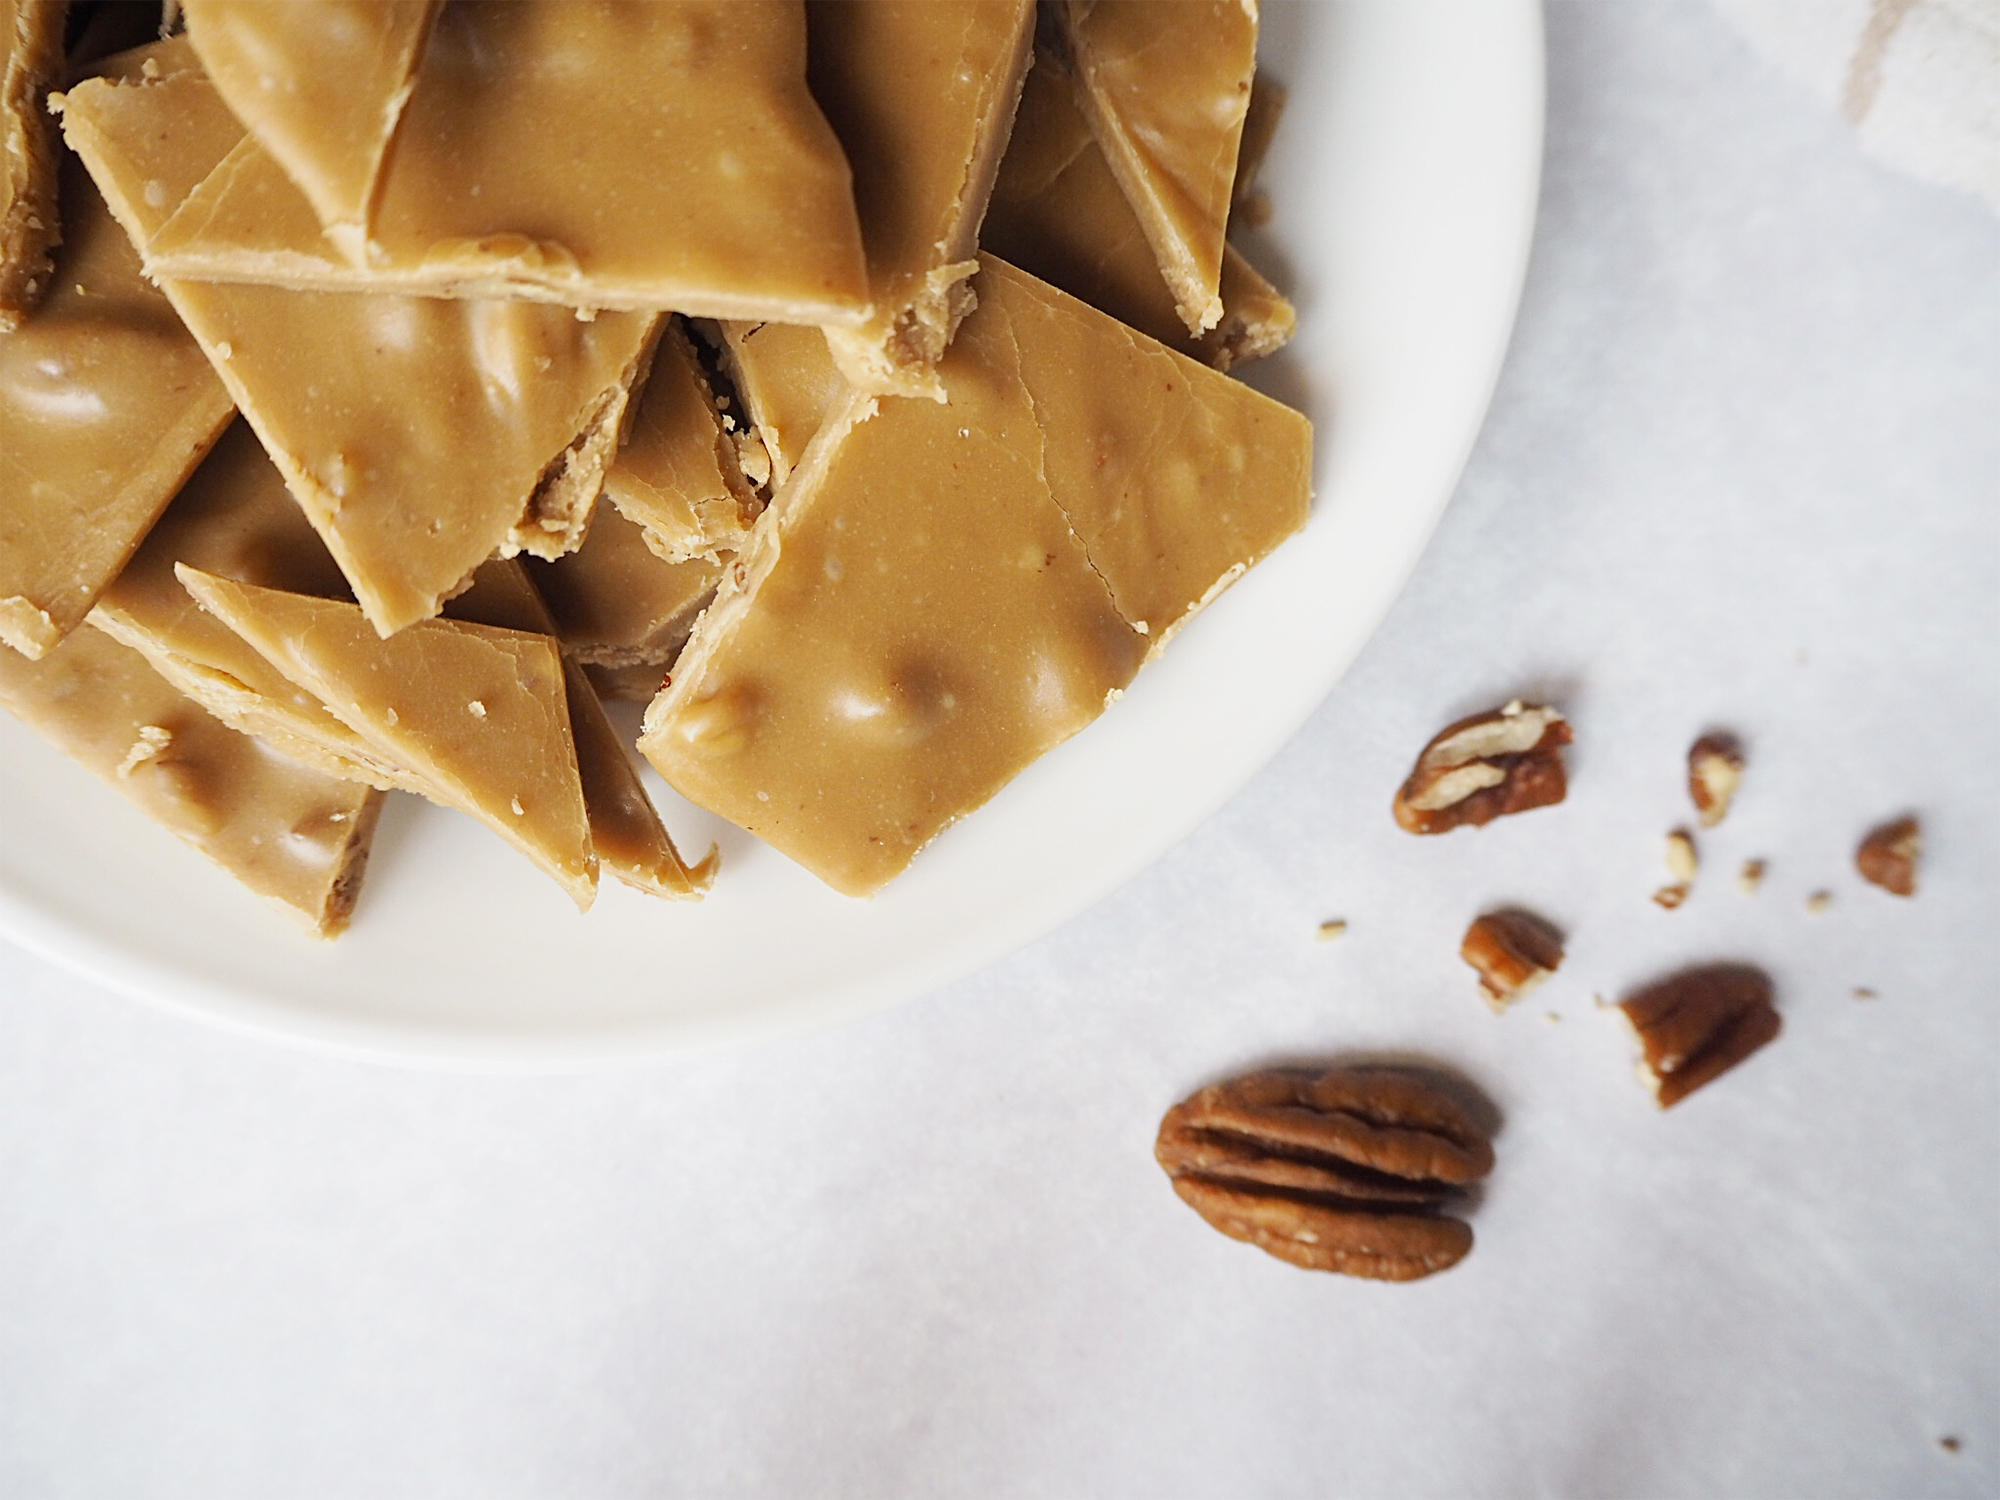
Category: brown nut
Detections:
[
  {"x1": 1461, "y1": 909, "x2": 1564, "y2": 1011},
  {"x1": 1664, "y1": 828, "x2": 1699, "y2": 882},
  {"x1": 1156, "y1": 1066, "x2": 1494, "y2": 1281},
  {"x1": 1652, "y1": 828, "x2": 1700, "y2": 908},
  {"x1": 1687, "y1": 734, "x2": 1744, "y2": 828},
  {"x1": 1856, "y1": 815, "x2": 1920, "y2": 897},
  {"x1": 1618, "y1": 964, "x2": 1781, "y2": 1108},
  {"x1": 1392, "y1": 700, "x2": 1571, "y2": 834}
]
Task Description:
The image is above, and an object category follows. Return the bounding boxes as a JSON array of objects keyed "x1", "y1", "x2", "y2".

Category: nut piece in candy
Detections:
[
  {"x1": 1618, "y1": 964, "x2": 1781, "y2": 1108},
  {"x1": 1392, "y1": 700, "x2": 1571, "y2": 834},
  {"x1": 1461, "y1": 909, "x2": 1564, "y2": 1011},
  {"x1": 1687, "y1": 733, "x2": 1744, "y2": 828},
  {"x1": 1856, "y1": 815, "x2": 1920, "y2": 897},
  {"x1": 1155, "y1": 1066, "x2": 1495, "y2": 1281}
]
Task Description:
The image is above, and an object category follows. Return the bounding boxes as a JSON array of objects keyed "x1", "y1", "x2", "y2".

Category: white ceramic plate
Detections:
[{"x1": 0, "y1": 0, "x2": 1544, "y2": 1068}]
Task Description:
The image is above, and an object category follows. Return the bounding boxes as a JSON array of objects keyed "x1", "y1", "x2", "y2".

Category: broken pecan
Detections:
[
  {"x1": 1664, "y1": 828, "x2": 1699, "y2": 883},
  {"x1": 1461, "y1": 909, "x2": 1563, "y2": 1011},
  {"x1": 1856, "y1": 815, "x2": 1920, "y2": 897},
  {"x1": 1393, "y1": 700, "x2": 1570, "y2": 834},
  {"x1": 1618, "y1": 964, "x2": 1781, "y2": 1108},
  {"x1": 1687, "y1": 734, "x2": 1744, "y2": 828},
  {"x1": 1156, "y1": 1066, "x2": 1494, "y2": 1281},
  {"x1": 1653, "y1": 828, "x2": 1699, "y2": 908}
]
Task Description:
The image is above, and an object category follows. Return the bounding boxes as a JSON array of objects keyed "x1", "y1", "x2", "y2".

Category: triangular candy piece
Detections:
[
  {"x1": 1231, "y1": 74, "x2": 1285, "y2": 227},
  {"x1": 181, "y1": 0, "x2": 440, "y2": 260},
  {"x1": 640, "y1": 254, "x2": 1309, "y2": 896},
  {"x1": 91, "y1": 420, "x2": 431, "y2": 793},
  {"x1": 1054, "y1": 0, "x2": 1259, "y2": 334},
  {"x1": 808, "y1": 0, "x2": 1035, "y2": 398},
  {"x1": 99, "y1": 431, "x2": 711, "y2": 900},
  {"x1": 527, "y1": 503, "x2": 719, "y2": 689},
  {"x1": 0, "y1": 621, "x2": 382, "y2": 935},
  {"x1": 602, "y1": 322, "x2": 763, "y2": 564},
  {"x1": 1, "y1": 0, "x2": 64, "y2": 325},
  {"x1": 1, "y1": 157, "x2": 235, "y2": 658},
  {"x1": 142, "y1": 1, "x2": 870, "y2": 322},
  {"x1": 58, "y1": 42, "x2": 660, "y2": 634},
  {"x1": 973, "y1": 254, "x2": 1308, "y2": 646},
  {"x1": 178, "y1": 567, "x2": 598, "y2": 908},
  {"x1": 444, "y1": 558, "x2": 715, "y2": 901},
  {"x1": 706, "y1": 317, "x2": 851, "y2": 489},
  {"x1": 983, "y1": 43, "x2": 1292, "y2": 370}
]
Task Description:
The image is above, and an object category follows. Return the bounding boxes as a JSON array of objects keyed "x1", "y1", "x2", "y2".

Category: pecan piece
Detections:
[
  {"x1": 1856, "y1": 814, "x2": 1920, "y2": 897},
  {"x1": 1653, "y1": 828, "x2": 1699, "y2": 908},
  {"x1": 1156, "y1": 1066, "x2": 1494, "y2": 1280},
  {"x1": 1461, "y1": 909, "x2": 1563, "y2": 1011},
  {"x1": 1618, "y1": 964, "x2": 1781, "y2": 1108},
  {"x1": 1687, "y1": 734, "x2": 1744, "y2": 828},
  {"x1": 1664, "y1": 828, "x2": 1699, "y2": 883},
  {"x1": 1392, "y1": 700, "x2": 1570, "y2": 834}
]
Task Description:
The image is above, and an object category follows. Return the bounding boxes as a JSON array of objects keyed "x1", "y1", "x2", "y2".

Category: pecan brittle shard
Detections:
[
  {"x1": 1055, "y1": 0, "x2": 1258, "y2": 336},
  {"x1": 0, "y1": 0, "x2": 65, "y2": 327},
  {"x1": 181, "y1": 0, "x2": 441, "y2": 260}
]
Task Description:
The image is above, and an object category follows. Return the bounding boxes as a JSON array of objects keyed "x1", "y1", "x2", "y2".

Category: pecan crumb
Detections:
[
  {"x1": 1853, "y1": 986, "x2": 1877, "y2": 1000},
  {"x1": 1314, "y1": 918, "x2": 1349, "y2": 942},
  {"x1": 1687, "y1": 733, "x2": 1744, "y2": 827},
  {"x1": 1392, "y1": 700, "x2": 1570, "y2": 835},
  {"x1": 1664, "y1": 828, "x2": 1699, "y2": 883},
  {"x1": 1939, "y1": 1436, "x2": 1962, "y2": 1455},
  {"x1": 1156, "y1": 1066, "x2": 1495, "y2": 1281},
  {"x1": 1652, "y1": 883, "x2": 1691, "y2": 910},
  {"x1": 1806, "y1": 890, "x2": 1833, "y2": 914},
  {"x1": 1618, "y1": 964, "x2": 1781, "y2": 1108},
  {"x1": 1738, "y1": 858, "x2": 1767, "y2": 894},
  {"x1": 1461, "y1": 909, "x2": 1564, "y2": 1011},
  {"x1": 1856, "y1": 815, "x2": 1920, "y2": 897}
]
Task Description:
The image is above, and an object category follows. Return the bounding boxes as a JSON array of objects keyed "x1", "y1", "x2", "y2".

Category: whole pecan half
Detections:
[
  {"x1": 1156, "y1": 1066, "x2": 1495, "y2": 1281},
  {"x1": 1393, "y1": 700, "x2": 1571, "y2": 834},
  {"x1": 1618, "y1": 964, "x2": 1781, "y2": 1108}
]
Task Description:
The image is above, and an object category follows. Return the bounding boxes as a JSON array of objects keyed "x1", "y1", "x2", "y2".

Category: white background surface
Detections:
[{"x1": 2, "y1": 4, "x2": 1995, "y2": 1496}]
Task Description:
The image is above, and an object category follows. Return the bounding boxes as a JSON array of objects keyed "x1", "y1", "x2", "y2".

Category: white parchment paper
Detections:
[{"x1": 0, "y1": 5, "x2": 1993, "y2": 1496}]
